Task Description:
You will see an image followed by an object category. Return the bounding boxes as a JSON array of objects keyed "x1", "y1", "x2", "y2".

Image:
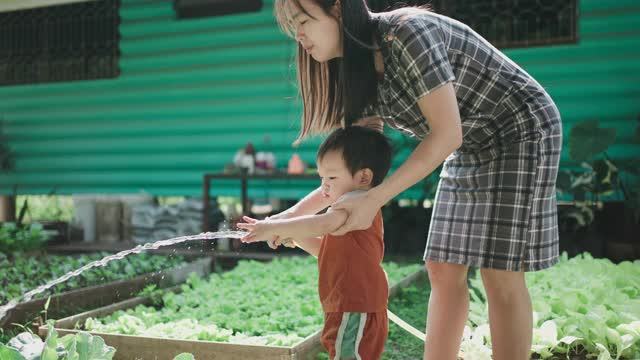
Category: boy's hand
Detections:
[
  {"x1": 237, "y1": 216, "x2": 283, "y2": 249},
  {"x1": 279, "y1": 237, "x2": 298, "y2": 248},
  {"x1": 238, "y1": 216, "x2": 298, "y2": 249}
]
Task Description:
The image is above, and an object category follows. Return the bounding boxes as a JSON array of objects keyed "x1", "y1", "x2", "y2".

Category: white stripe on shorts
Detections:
[
  {"x1": 354, "y1": 313, "x2": 367, "y2": 360},
  {"x1": 334, "y1": 312, "x2": 351, "y2": 360}
]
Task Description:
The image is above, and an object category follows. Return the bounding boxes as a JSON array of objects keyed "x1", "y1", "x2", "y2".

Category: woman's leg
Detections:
[
  {"x1": 424, "y1": 261, "x2": 469, "y2": 360},
  {"x1": 480, "y1": 268, "x2": 532, "y2": 360}
]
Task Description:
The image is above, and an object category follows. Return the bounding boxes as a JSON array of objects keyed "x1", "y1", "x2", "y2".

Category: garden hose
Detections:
[{"x1": 387, "y1": 309, "x2": 426, "y2": 342}]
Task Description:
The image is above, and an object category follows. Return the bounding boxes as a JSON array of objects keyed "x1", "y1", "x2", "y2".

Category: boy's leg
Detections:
[
  {"x1": 356, "y1": 311, "x2": 388, "y2": 359},
  {"x1": 322, "y1": 312, "x2": 362, "y2": 359},
  {"x1": 321, "y1": 312, "x2": 342, "y2": 359},
  {"x1": 480, "y1": 268, "x2": 532, "y2": 360},
  {"x1": 321, "y1": 312, "x2": 388, "y2": 360},
  {"x1": 424, "y1": 261, "x2": 469, "y2": 360}
]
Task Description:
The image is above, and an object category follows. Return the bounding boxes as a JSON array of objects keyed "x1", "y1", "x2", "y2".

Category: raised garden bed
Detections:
[
  {"x1": 1, "y1": 257, "x2": 212, "y2": 330},
  {"x1": 39, "y1": 257, "x2": 424, "y2": 360}
]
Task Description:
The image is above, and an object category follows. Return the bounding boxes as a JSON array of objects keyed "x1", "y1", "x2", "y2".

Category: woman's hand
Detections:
[
  {"x1": 329, "y1": 190, "x2": 382, "y2": 236},
  {"x1": 265, "y1": 212, "x2": 298, "y2": 248}
]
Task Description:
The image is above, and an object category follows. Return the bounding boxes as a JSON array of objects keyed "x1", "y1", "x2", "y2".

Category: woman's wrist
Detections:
[
  {"x1": 268, "y1": 210, "x2": 294, "y2": 221},
  {"x1": 369, "y1": 184, "x2": 392, "y2": 207}
]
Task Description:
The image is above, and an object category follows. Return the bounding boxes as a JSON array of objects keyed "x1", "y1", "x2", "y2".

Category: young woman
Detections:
[{"x1": 266, "y1": 1, "x2": 562, "y2": 359}]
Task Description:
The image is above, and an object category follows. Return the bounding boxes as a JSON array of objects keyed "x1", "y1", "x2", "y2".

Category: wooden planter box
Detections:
[
  {"x1": 39, "y1": 268, "x2": 426, "y2": 360},
  {"x1": 2, "y1": 257, "x2": 212, "y2": 329}
]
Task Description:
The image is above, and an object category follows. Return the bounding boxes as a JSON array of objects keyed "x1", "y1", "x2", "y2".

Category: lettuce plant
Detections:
[{"x1": 86, "y1": 257, "x2": 422, "y2": 347}]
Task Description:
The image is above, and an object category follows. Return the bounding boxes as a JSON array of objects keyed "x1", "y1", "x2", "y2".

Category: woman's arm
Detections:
[
  {"x1": 371, "y1": 82, "x2": 462, "y2": 204},
  {"x1": 244, "y1": 187, "x2": 331, "y2": 247},
  {"x1": 238, "y1": 209, "x2": 346, "y2": 257},
  {"x1": 331, "y1": 83, "x2": 462, "y2": 235},
  {"x1": 270, "y1": 187, "x2": 333, "y2": 220},
  {"x1": 275, "y1": 209, "x2": 347, "y2": 239}
]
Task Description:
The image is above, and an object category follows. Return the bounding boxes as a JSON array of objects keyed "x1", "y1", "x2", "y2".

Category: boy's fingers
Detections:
[
  {"x1": 281, "y1": 238, "x2": 296, "y2": 248},
  {"x1": 242, "y1": 216, "x2": 258, "y2": 224},
  {"x1": 267, "y1": 239, "x2": 278, "y2": 249},
  {"x1": 268, "y1": 235, "x2": 281, "y2": 249},
  {"x1": 242, "y1": 234, "x2": 257, "y2": 243},
  {"x1": 236, "y1": 223, "x2": 255, "y2": 231}
]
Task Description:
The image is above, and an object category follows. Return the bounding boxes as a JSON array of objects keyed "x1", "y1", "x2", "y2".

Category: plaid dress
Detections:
[{"x1": 364, "y1": 10, "x2": 563, "y2": 271}]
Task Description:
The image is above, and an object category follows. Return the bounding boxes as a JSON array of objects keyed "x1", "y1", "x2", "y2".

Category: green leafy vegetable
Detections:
[
  {"x1": 0, "y1": 252, "x2": 187, "y2": 304},
  {"x1": 467, "y1": 253, "x2": 640, "y2": 359},
  {"x1": 86, "y1": 257, "x2": 422, "y2": 347},
  {"x1": 0, "y1": 325, "x2": 115, "y2": 360}
]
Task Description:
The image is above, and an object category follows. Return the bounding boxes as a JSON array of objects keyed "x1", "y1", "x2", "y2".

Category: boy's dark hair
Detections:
[{"x1": 317, "y1": 126, "x2": 392, "y2": 187}]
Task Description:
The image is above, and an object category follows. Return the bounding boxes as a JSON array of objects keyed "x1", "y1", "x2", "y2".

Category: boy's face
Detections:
[{"x1": 317, "y1": 150, "x2": 369, "y2": 202}]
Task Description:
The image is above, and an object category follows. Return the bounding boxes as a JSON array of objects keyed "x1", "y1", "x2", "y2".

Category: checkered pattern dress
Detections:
[{"x1": 364, "y1": 10, "x2": 563, "y2": 271}]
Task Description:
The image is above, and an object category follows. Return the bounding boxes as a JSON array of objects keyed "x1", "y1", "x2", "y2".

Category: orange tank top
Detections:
[{"x1": 317, "y1": 210, "x2": 388, "y2": 313}]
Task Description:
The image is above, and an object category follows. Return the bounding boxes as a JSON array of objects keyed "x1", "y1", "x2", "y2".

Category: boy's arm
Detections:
[
  {"x1": 289, "y1": 237, "x2": 323, "y2": 257},
  {"x1": 238, "y1": 210, "x2": 345, "y2": 257},
  {"x1": 273, "y1": 208, "x2": 346, "y2": 257},
  {"x1": 269, "y1": 208, "x2": 348, "y2": 240}
]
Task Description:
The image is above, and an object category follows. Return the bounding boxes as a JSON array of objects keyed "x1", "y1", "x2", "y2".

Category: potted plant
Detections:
[
  {"x1": 557, "y1": 118, "x2": 640, "y2": 261},
  {"x1": 601, "y1": 116, "x2": 640, "y2": 261}
]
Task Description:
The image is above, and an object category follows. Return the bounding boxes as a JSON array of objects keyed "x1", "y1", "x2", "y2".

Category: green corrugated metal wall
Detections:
[
  {"x1": 1, "y1": 0, "x2": 639, "y2": 199},
  {"x1": 504, "y1": 0, "x2": 640, "y2": 167}
]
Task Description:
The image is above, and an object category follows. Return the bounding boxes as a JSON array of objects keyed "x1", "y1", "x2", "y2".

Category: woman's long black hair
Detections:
[{"x1": 274, "y1": 0, "x2": 380, "y2": 142}]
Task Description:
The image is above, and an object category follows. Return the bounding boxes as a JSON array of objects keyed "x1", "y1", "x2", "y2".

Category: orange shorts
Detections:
[{"x1": 320, "y1": 311, "x2": 388, "y2": 360}]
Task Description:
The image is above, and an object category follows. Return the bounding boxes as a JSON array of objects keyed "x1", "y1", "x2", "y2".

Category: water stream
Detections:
[{"x1": 0, "y1": 230, "x2": 247, "y2": 322}]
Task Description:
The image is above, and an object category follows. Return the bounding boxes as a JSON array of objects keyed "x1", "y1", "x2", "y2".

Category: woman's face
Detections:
[{"x1": 286, "y1": 0, "x2": 342, "y2": 62}]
